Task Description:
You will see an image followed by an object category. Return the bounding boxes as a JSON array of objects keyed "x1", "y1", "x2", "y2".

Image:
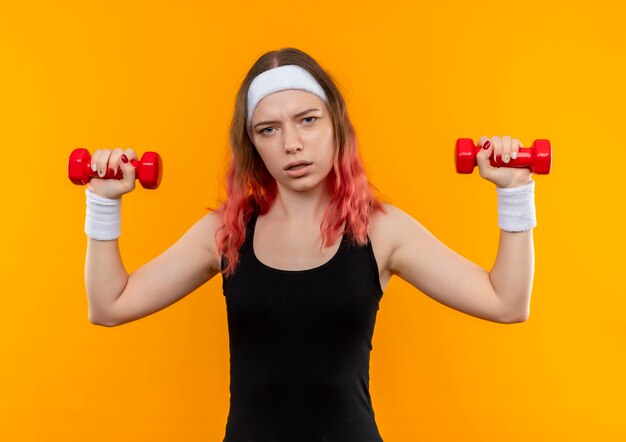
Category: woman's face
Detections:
[{"x1": 250, "y1": 89, "x2": 335, "y2": 194}]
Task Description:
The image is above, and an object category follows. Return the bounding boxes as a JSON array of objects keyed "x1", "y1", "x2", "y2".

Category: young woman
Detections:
[{"x1": 83, "y1": 48, "x2": 536, "y2": 441}]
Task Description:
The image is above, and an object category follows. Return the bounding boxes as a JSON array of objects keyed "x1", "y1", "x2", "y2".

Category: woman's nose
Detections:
[
  {"x1": 284, "y1": 143, "x2": 303, "y2": 152},
  {"x1": 283, "y1": 126, "x2": 303, "y2": 152}
]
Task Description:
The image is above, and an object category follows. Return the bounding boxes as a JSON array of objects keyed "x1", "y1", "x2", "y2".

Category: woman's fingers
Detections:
[
  {"x1": 91, "y1": 149, "x2": 111, "y2": 178},
  {"x1": 502, "y1": 135, "x2": 514, "y2": 164},
  {"x1": 477, "y1": 135, "x2": 489, "y2": 149},
  {"x1": 123, "y1": 148, "x2": 138, "y2": 162},
  {"x1": 491, "y1": 135, "x2": 503, "y2": 163},
  {"x1": 475, "y1": 134, "x2": 528, "y2": 188},
  {"x1": 477, "y1": 135, "x2": 523, "y2": 163},
  {"x1": 476, "y1": 135, "x2": 495, "y2": 179},
  {"x1": 118, "y1": 148, "x2": 137, "y2": 190},
  {"x1": 511, "y1": 138, "x2": 522, "y2": 160},
  {"x1": 90, "y1": 150, "x2": 100, "y2": 173},
  {"x1": 108, "y1": 147, "x2": 125, "y2": 176},
  {"x1": 90, "y1": 147, "x2": 138, "y2": 180},
  {"x1": 86, "y1": 147, "x2": 141, "y2": 198}
]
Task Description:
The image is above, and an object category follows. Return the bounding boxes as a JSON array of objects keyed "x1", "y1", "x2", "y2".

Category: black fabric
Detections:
[{"x1": 221, "y1": 210, "x2": 384, "y2": 441}]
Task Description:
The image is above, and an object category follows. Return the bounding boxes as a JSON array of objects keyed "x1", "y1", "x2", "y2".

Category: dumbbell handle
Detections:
[
  {"x1": 68, "y1": 148, "x2": 163, "y2": 189},
  {"x1": 455, "y1": 138, "x2": 552, "y2": 174}
]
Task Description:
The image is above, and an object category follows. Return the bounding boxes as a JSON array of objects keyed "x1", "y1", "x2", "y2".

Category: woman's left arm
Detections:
[
  {"x1": 387, "y1": 135, "x2": 535, "y2": 324},
  {"x1": 489, "y1": 229, "x2": 534, "y2": 322},
  {"x1": 476, "y1": 134, "x2": 536, "y2": 322}
]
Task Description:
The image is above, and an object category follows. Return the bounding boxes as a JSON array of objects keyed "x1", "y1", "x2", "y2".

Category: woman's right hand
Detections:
[{"x1": 87, "y1": 148, "x2": 138, "y2": 199}]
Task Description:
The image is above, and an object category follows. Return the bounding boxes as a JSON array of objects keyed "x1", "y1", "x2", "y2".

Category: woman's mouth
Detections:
[
  {"x1": 285, "y1": 163, "x2": 312, "y2": 177},
  {"x1": 284, "y1": 161, "x2": 313, "y2": 170},
  {"x1": 288, "y1": 164, "x2": 308, "y2": 170}
]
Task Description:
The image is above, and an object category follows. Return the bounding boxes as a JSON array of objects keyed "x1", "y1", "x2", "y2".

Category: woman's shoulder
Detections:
[
  {"x1": 367, "y1": 202, "x2": 431, "y2": 279},
  {"x1": 192, "y1": 210, "x2": 225, "y2": 273},
  {"x1": 369, "y1": 202, "x2": 414, "y2": 232},
  {"x1": 367, "y1": 202, "x2": 407, "y2": 254},
  {"x1": 369, "y1": 201, "x2": 426, "y2": 249},
  {"x1": 362, "y1": 202, "x2": 413, "y2": 281},
  {"x1": 196, "y1": 209, "x2": 224, "y2": 234}
]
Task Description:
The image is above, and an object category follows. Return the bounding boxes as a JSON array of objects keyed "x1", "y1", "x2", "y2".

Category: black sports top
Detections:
[{"x1": 221, "y1": 210, "x2": 385, "y2": 441}]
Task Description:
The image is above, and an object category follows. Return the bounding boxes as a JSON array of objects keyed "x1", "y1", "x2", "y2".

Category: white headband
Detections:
[{"x1": 246, "y1": 64, "x2": 328, "y2": 132}]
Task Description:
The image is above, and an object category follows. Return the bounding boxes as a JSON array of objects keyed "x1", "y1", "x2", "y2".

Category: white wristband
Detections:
[
  {"x1": 496, "y1": 179, "x2": 536, "y2": 232},
  {"x1": 85, "y1": 188, "x2": 121, "y2": 240}
]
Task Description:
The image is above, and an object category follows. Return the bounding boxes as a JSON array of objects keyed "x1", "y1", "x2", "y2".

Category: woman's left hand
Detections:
[{"x1": 476, "y1": 135, "x2": 533, "y2": 189}]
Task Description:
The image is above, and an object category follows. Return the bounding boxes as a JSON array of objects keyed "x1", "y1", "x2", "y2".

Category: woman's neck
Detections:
[{"x1": 269, "y1": 184, "x2": 332, "y2": 226}]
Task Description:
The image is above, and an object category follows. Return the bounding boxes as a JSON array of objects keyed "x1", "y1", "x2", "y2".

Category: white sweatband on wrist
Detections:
[
  {"x1": 496, "y1": 179, "x2": 537, "y2": 232},
  {"x1": 85, "y1": 188, "x2": 121, "y2": 240},
  {"x1": 246, "y1": 64, "x2": 328, "y2": 134}
]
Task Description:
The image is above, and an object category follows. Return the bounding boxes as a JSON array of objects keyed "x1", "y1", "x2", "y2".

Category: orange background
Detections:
[{"x1": 1, "y1": 0, "x2": 625, "y2": 440}]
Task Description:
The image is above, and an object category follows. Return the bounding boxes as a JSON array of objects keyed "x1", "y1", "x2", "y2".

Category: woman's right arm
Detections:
[
  {"x1": 83, "y1": 147, "x2": 222, "y2": 327},
  {"x1": 86, "y1": 211, "x2": 222, "y2": 327}
]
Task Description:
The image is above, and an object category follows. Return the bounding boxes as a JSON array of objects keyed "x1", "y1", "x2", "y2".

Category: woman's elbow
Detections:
[
  {"x1": 503, "y1": 309, "x2": 530, "y2": 324},
  {"x1": 88, "y1": 310, "x2": 119, "y2": 327}
]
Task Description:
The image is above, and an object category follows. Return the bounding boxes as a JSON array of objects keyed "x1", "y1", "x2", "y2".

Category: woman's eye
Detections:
[{"x1": 259, "y1": 117, "x2": 316, "y2": 135}]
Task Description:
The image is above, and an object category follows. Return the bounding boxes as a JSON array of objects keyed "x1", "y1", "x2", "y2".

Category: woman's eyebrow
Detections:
[{"x1": 254, "y1": 108, "x2": 321, "y2": 128}]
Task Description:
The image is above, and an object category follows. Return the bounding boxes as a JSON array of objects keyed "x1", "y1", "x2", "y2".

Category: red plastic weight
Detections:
[
  {"x1": 455, "y1": 138, "x2": 552, "y2": 174},
  {"x1": 68, "y1": 148, "x2": 163, "y2": 189}
]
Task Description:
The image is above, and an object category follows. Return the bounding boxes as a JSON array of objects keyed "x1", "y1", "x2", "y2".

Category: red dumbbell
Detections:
[
  {"x1": 68, "y1": 148, "x2": 163, "y2": 189},
  {"x1": 455, "y1": 138, "x2": 552, "y2": 174}
]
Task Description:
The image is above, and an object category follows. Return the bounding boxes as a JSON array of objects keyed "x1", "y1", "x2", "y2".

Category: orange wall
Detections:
[{"x1": 1, "y1": 0, "x2": 624, "y2": 440}]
